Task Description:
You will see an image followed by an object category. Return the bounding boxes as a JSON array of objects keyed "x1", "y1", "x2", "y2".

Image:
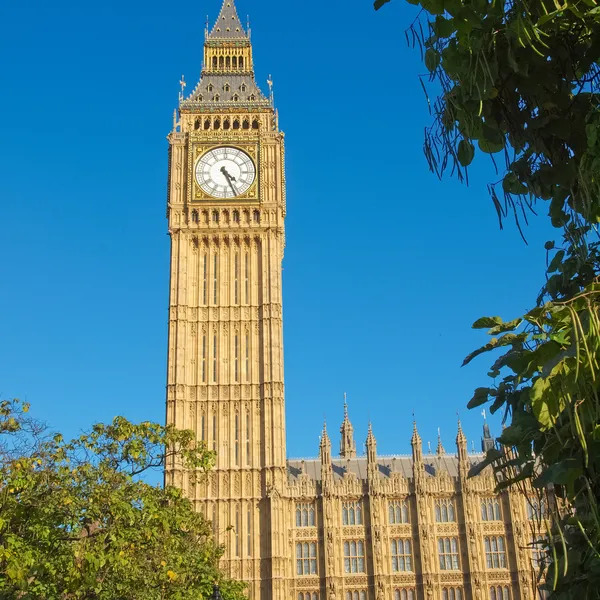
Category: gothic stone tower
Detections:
[{"x1": 164, "y1": 2, "x2": 286, "y2": 598}]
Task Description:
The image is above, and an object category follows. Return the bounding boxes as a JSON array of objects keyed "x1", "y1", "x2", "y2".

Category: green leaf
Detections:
[
  {"x1": 421, "y1": 0, "x2": 445, "y2": 14},
  {"x1": 544, "y1": 241, "x2": 555, "y2": 250},
  {"x1": 534, "y1": 458, "x2": 583, "y2": 488},
  {"x1": 374, "y1": 0, "x2": 392, "y2": 9},
  {"x1": 467, "y1": 387, "x2": 491, "y2": 409},
  {"x1": 478, "y1": 137, "x2": 504, "y2": 154},
  {"x1": 468, "y1": 448, "x2": 503, "y2": 477},
  {"x1": 548, "y1": 250, "x2": 565, "y2": 273},
  {"x1": 433, "y1": 16, "x2": 456, "y2": 37},
  {"x1": 472, "y1": 316, "x2": 503, "y2": 329},
  {"x1": 425, "y1": 48, "x2": 441, "y2": 72},
  {"x1": 457, "y1": 139, "x2": 475, "y2": 166}
]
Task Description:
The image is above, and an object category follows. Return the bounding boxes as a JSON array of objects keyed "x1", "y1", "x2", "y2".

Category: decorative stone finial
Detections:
[{"x1": 436, "y1": 428, "x2": 445, "y2": 456}]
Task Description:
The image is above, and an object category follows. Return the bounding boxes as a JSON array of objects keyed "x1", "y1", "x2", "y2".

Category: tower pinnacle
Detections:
[
  {"x1": 436, "y1": 428, "x2": 445, "y2": 456},
  {"x1": 320, "y1": 422, "x2": 332, "y2": 465},
  {"x1": 366, "y1": 422, "x2": 377, "y2": 465},
  {"x1": 340, "y1": 394, "x2": 356, "y2": 459}
]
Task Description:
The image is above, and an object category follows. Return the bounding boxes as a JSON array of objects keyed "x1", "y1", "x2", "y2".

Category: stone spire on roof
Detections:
[
  {"x1": 208, "y1": 0, "x2": 248, "y2": 39},
  {"x1": 366, "y1": 422, "x2": 377, "y2": 462},
  {"x1": 436, "y1": 428, "x2": 445, "y2": 456},
  {"x1": 411, "y1": 421, "x2": 423, "y2": 463},
  {"x1": 481, "y1": 409, "x2": 495, "y2": 453},
  {"x1": 320, "y1": 421, "x2": 332, "y2": 465},
  {"x1": 456, "y1": 418, "x2": 467, "y2": 446},
  {"x1": 340, "y1": 394, "x2": 356, "y2": 459}
]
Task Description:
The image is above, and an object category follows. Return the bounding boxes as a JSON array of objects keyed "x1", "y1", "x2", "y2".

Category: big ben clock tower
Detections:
[{"x1": 165, "y1": 2, "x2": 287, "y2": 599}]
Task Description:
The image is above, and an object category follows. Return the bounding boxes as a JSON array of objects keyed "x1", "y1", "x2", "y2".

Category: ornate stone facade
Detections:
[{"x1": 164, "y1": 3, "x2": 543, "y2": 600}]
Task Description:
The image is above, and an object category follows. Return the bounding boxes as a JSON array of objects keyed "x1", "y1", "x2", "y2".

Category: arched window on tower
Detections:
[
  {"x1": 213, "y1": 94, "x2": 220, "y2": 102},
  {"x1": 252, "y1": 118, "x2": 259, "y2": 129},
  {"x1": 212, "y1": 210, "x2": 219, "y2": 223},
  {"x1": 214, "y1": 118, "x2": 221, "y2": 130},
  {"x1": 219, "y1": 56, "x2": 224, "y2": 69},
  {"x1": 233, "y1": 210, "x2": 240, "y2": 223},
  {"x1": 249, "y1": 94, "x2": 256, "y2": 101},
  {"x1": 233, "y1": 118, "x2": 240, "y2": 129},
  {"x1": 191, "y1": 210, "x2": 199, "y2": 223},
  {"x1": 204, "y1": 118, "x2": 211, "y2": 130},
  {"x1": 232, "y1": 94, "x2": 239, "y2": 102},
  {"x1": 232, "y1": 56, "x2": 237, "y2": 68},
  {"x1": 223, "y1": 118, "x2": 230, "y2": 130},
  {"x1": 212, "y1": 57, "x2": 217, "y2": 69},
  {"x1": 239, "y1": 56, "x2": 244, "y2": 69},
  {"x1": 253, "y1": 210, "x2": 260, "y2": 224},
  {"x1": 194, "y1": 119, "x2": 201, "y2": 130},
  {"x1": 242, "y1": 118, "x2": 250, "y2": 130},
  {"x1": 240, "y1": 83, "x2": 247, "y2": 92},
  {"x1": 226, "y1": 56, "x2": 231, "y2": 69},
  {"x1": 224, "y1": 83, "x2": 230, "y2": 92}
]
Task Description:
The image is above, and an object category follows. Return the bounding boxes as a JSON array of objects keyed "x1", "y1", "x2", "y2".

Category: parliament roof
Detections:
[{"x1": 287, "y1": 454, "x2": 486, "y2": 483}]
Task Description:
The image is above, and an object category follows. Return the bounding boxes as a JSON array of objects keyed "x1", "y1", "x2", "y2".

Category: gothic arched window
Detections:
[
  {"x1": 252, "y1": 118, "x2": 259, "y2": 129},
  {"x1": 212, "y1": 57, "x2": 217, "y2": 68}
]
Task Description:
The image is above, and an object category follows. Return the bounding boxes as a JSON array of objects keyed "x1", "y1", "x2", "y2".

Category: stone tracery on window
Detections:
[
  {"x1": 343, "y1": 540, "x2": 365, "y2": 573},
  {"x1": 435, "y1": 498, "x2": 456, "y2": 522},
  {"x1": 296, "y1": 503, "x2": 315, "y2": 527},
  {"x1": 481, "y1": 497, "x2": 502, "y2": 521},
  {"x1": 484, "y1": 536, "x2": 507, "y2": 569},
  {"x1": 345, "y1": 592, "x2": 366, "y2": 600},
  {"x1": 442, "y1": 588, "x2": 463, "y2": 600},
  {"x1": 489, "y1": 586, "x2": 510, "y2": 600},
  {"x1": 394, "y1": 590, "x2": 415, "y2": 600},
  {"x1": 342, "y1": 501, "x2": 363, "y2": 526},
  {"x1": 389, "y1": 500, "x2": 410, "y2": 524},
  {"x1": 296, "y1": 542, "x2": 317, "y2": 576},
  {"x1": 391, "y1": 539, "x2": 412, "y2": 572},
  {"x1": 438, "y1": 537, "x2": 459, "y2": 570}
]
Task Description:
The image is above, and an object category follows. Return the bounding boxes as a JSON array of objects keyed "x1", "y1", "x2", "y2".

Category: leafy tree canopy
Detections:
[
  {"x1": 0, "y1": 399, "x2": 246, "y2": 600},
  {"x1": 374, "y1": 0, "x2": 600, "y2": 596}
]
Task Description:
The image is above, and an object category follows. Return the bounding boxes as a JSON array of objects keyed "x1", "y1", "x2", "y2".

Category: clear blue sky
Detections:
[{"x1": 0, "y1": 0, "x2": 555, "y2": 461}]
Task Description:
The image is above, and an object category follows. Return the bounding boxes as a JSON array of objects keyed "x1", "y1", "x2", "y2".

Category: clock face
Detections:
[{"x1": 195, "y1": 147, "x2": 256, "y2": 199}]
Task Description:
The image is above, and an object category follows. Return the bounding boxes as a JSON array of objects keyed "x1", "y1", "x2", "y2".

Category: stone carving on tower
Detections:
[{"x1": 164, "y1": 3, "x2": 544, "y2": 600}]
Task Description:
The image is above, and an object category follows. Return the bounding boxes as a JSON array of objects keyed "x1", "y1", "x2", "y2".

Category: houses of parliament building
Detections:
[{"x1": 164, "y1": 2, "x2": 543, "y2": 600}]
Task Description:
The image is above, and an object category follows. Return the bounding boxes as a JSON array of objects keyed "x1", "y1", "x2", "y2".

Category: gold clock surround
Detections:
[{"x1": 191, "y1": 143, "x2": 259, "y2": 202}]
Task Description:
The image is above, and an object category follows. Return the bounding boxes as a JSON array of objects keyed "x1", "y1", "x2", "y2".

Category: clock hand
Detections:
[{"x1": 220, "y1": 166, "x2": 238, "y2": 195}]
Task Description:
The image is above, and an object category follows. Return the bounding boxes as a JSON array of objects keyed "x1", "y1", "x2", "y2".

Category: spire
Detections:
[
  {"x1": 339, "y1": 394, "x2": 356, "y2": 459},
  {"x1": 208, "y1": 0, "x2": 248, "y2": 39},
  {"x1": 411, "y1": 421, "x2": 423, "y2": 463},
  {"x1": 456, "y1": 418, "x2": 467, "y2": 446},
  {"x1": 436, "y1": 428, "x2": 445, "y2": 456},
  {"x1": 366, "y1": 422, "x2": 377, "y2": 464},
  {"x1": 411, "y1": 420, "x2": 421, "y2": 444},
  {"x1": 456, "y1": 417, "x2": 468, "y2": 473},
  {"x1": 320, "y1": 421, "x2": 332, "y2": 465},
  {"x1": 180, "y1": 0, "x2": 271, "y2": 110},
  {"x1": 481, "y1": 410, "x2": 495, "y2": 453}
]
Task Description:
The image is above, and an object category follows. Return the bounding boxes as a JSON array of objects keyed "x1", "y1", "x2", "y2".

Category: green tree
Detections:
[
  {"x1": 0, "y1": 399, "x2": 246, "y2": 600},
  {"x1": 374, "y1": 0, "x2": 600, "y2": 596}
]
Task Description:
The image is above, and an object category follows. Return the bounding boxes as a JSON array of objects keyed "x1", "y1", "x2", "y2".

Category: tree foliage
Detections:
[
  {"x1": 0, "y1": 399, "x2": 246, "y2": 600},
  {"x1": 374, "y1": 0, "x2": 600, "y2": 596}
]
